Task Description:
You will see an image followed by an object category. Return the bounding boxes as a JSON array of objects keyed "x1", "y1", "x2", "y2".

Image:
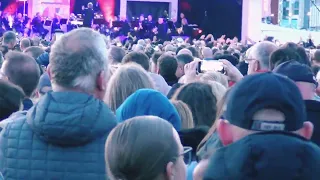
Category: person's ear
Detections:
[
  {"x1": 298, "y1": 121, "x2": 314, "y2": 140},
  {"x1": 165, "y1": 162, "x2": 175, "y2": 180},
  {"x1": 47, "y1": 64, "x2": 52, "y2": 80},
  {"x1": 254, "y1": 60, "x2": 259, "y2": 71},
  {"x1": 217, "y1": 119, "x2": 233, "y2": 146},
  {"x1": 96, "y1": 70, "x2": 107, "y2": 91}
]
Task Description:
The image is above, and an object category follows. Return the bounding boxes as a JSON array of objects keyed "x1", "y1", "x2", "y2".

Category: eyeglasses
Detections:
[{"x1": 181, "y1": 146, "x2": 193, "y2": 165}]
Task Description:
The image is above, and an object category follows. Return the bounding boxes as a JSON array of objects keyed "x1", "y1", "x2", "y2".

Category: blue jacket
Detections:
[
  {"x1": 0, "y1": 91, "x2": 117, "y2": 180},
  {"x1": 116, "y1": 89, "x2": 181, "y2": 130}
]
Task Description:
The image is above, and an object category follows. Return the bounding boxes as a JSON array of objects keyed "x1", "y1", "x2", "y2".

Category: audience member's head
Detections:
[
  {"x1": 20, "y1": 38, "x2": 31, "y2": 52},
  {"x1": 116, "y1": 89, "x2": 181, "y2": 130},
  {"x1": 165, "y1": 44, "x2": 175, "y2": 52},
  {"x1": 202, "y1": 47, "x2": 213, "y2": 60},
  {"x1": 171, "y1": 100, "x2": 194, "y2": 129},
  {"x1": 274, "y1": 61, "x2": 317, "y2": 100},
  {"x1": 150, "y1": 52, "x2": 163, "y2": 73},
  {"x1": 270, "y1": 47, "x2": 308, "y2": 70},
  {"x1": 108, "y1": 46, "x2": 125, "y2": 65},
  {"x1": 157, "y1": 54, "x2": 178, "y2": 85},
  {"x1": 246, "y1": 41, "x2": 278, "y2": 74},
  {"x1": 282, "y1": 42, "x2": 311, "y2": 66},
  {"x1": 217, "y1": 73, "x2": 313, "y2": 147},
  {"x1": 213, "y1": 54, "x2": 239, "y2": 66},
  {"x1": 173, "y1": 82, "x2": 217, "y2": 127},
  {"x1": 187, "y1": 46, "x2": 200, "y2": 58},
  {"x1": 122, "y1": 51, "x2": 150, "y2": 71},
  {"x1": 206, "y1": 81, "x2": 227, "y2": 103},
  {"x1": 1, "y1": 51, "x2": 40, "y2": 97},
  {"x1": 2, "y1": 31, "x2": 17, "y2": 49},
  {"x1": 313, "y1": 49, "x2": 320, "y2": 66},
  {"x1": 31, "y1": 36, "x2": 41, "y2": 46},
  {"x1": 176, "y1": 54, "x2": 194, "y2": 78},
  {"x1": 105, "y1": 116, "x2": 187, "y2": 180},
  {"x1": 0, "y1": 80, "x2": 24, "y2": 121},
  {"x1": 24, "y1": 46, "x2": 45, "y2": 60},
  {"x1": 105, "y1": 63, "x2": 155, "y2": 112},
  {"x1": 200, "y1": 71, "x2": 228, "y2": 88},
  {"x1": 49, "y1": 28, "x2": 109, "y2": 100},
  {"x1": 177, "y1": 48, "x2": 193, "y2": 57}
]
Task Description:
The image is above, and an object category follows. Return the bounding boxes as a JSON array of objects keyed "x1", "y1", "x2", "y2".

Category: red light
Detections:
[{"x1": 198, "y1": 29, "x2": 203, "y2": 34}]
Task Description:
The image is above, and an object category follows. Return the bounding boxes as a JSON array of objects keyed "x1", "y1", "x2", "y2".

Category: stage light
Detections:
[
  {"x1": 198, "y1": 29, "x2": 202, "y2": 34},
  {"x1": 134, "y1": 27, "x2": 138, "y2": 31},
  {"x1": 97, "y1": 0, "x2": 115, "y2": 22},
  {"x1": 270, "y1": 14, "x2": 274, "y2": 17}
]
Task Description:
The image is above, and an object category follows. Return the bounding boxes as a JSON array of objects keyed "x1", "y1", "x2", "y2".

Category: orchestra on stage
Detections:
[{"x1": 0, "y1": 2, "x2": 195, "y2": 42}]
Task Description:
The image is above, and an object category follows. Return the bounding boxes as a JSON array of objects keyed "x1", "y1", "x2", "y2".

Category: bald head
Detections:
[
  {"x1": 202, "y1": 47, "x2": 213, "y2": 59},
  {"x1": 248, "y1": 41, "x2": 278, "y2": 70},
  {"x1": 177, "y1": 48, "x2": 193, "y2": 57}
]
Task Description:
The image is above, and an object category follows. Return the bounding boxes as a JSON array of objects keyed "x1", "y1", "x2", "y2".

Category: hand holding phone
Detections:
[{"x1": 197, "y1": 61, "x2": 224, "y2": 73}]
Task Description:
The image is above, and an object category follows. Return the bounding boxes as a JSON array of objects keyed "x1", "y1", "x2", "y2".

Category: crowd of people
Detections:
[{"x1": 0, "y1": 22, "x2": 320, "y2": 180}]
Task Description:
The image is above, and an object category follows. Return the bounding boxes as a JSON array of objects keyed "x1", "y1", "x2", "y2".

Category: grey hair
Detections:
[
  {"x1": 249, "y1": 41, "x2": 278, "y2": 69},
  {"x1": 49, "y1": 28, "x2": 108, "y2": 93}
]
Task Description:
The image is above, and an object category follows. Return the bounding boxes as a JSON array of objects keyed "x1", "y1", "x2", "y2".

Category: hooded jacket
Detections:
[
  {"x1": 305, "y1": 100, "x2": 320, "y2": 146},
  {"x1": 0, "y1": 91, "x2": 117, "y2": 180},
  {"x1": 204, "y1": 131, "x2": 320, "y2": 180},
  {"x1": 116, "y1": 89, "x2": 181, "y2": 130}
]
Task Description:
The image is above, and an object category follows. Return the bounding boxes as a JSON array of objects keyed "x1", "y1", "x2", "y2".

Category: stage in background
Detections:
[
  {"x1": 127, "y1": 1, "x2": 169, "y2": 20},
  {"x1": 28, "y1": 0, "x2": 70, "y2": 18}
]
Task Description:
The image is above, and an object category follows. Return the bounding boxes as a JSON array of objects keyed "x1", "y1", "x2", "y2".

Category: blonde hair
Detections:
[
  {"x1": 200, "y1": 71, "x2": 228, "y2": 88},
  {"x1": 105, "y1": 63, "x2": 155, "y2": 112},
  {"x1": 171, "y1": 100, "x2": 194, "y2": 129},
  {"x1": 205, "y1": 81, "x2": 227, "y2": 103}
]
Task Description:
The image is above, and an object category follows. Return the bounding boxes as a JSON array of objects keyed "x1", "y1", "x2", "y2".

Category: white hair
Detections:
[{"x1": 50, "y1": 28, "x2": 108, "y2": 93}]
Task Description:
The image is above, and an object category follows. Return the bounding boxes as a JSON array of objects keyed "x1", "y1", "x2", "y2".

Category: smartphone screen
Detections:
[{"x1": 198, "y1": 61, "x2": 224, "y2": 73}]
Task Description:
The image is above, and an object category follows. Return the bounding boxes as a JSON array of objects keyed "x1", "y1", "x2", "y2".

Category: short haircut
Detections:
[
  {"x1": 105, "y1": 63, "x2": 154, "y2": 112},
  {"x1": 157, "y1": 54, "x2": 178, "y2": 78},
  {"x1": 176, "y1": 45, "x2": 187, "y2": 55},
  {"x1": 20, "y1": 38, "x2": 31, "y2": 49},
  {"x1": 3, "y1": 51, "x2": 40, "y2": 97},
  {"x1": 176, "y1": 54, "x2": 193, "y2": 64},
  {"x1": 214, "y1": 54, "x2": 239, "y2": 66},
  {"x1": 3, "y1": 31, "x2": 16, "y2": 45},
  {"x1": 314, "y1": 50, "x2": 320, "y2": 63},
  {"x1": 122, "y1": 51, "x2": 150, "y2": 71},
  {"x1": 270, "y1": 47, "x2": 306, "y2": 70},
  {"x1": 24, "y1": 46, "x2": 45, "y2": 60},
  {"x1": 187, "y1": 46, "x2": 200, "y2": 58},
  {"x1": 151, "y1": 52, "x2": 163, "y2": 64},
  {"x1": 0, "y1": 79, "x2": 25, "y2": 121},
  {"x1": 50, "y1": 28, "x2": 108, "y2": 92},
  {"x1": 108, "y1": 46, "x2": 125, "y2": 64},
  {"x1": 248, "y1": 41, "x2": 278, "y2": 70}
]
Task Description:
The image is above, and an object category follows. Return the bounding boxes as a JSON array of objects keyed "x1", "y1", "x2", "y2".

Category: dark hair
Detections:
[
  {"x1": 122, "y1": 51, "x2": 150, "y2": 71},
  {"x1": 144, "y1": 46, "x2": 155, "y2": 59},
  {"x1": 24, "y1": 46, "x2": 45, "y2": 60},
  {"x1": 0, "y1": 79, "x2": 25, "y2": 121},
  {"x1": 3, "y1": 31, "x2": 16, "y2": 45},
  {"x1": 151, "y1": 52, "x2": 163, "y2": 64},
  {"x1": 105, "y1": 116, "x2": 179, "y2": 180},
  {"x1": 109, "y1": 46, "x2": 126, "y2": 64},
  {"x1": 314, "y1": 50, "x2": 320, "y2": 63},
  {"x1": 176, "y1": 54, "x2": 193, "y2": 64},
  {"x1": 214, "y1": 54, "x2": 239, "y2": 66},
  {"x1": 173, "y1": 82, "x2": 217, "y2": 127},
  {"x1": 3, "y1": 51, "x2": 40, "y2": 97},
  {"x1": 20, "y1": 38, "x2": 31, "y2": 49},
  {"x1": 282, "y1": 43, "x2": 311, "y2": 67},
  {"x1": 187, "y1": 46, "x2": 200, "y2": 58},
  {"x1": 158, "y1": 54, "x2": 178, "y2": 79},
  {"x1": 176, "y1": 45, "x2": 187, "y2": 55},
  {"x1": 270, "y1": 47, "x2": 307, "y2": 70},
  {"x1": 312, "y1": 65, "x2": 320, "y2": 76}
]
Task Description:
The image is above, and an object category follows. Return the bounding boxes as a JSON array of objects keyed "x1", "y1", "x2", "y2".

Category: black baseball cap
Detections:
[
  {"x1": 225, "y1": 72, "x2": 306, "y2": 131},
  {"x1": 273, "y1": 60, "x2": 318, "y2": 87}
]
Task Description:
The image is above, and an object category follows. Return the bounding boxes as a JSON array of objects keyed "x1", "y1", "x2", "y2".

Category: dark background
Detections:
[{"x1": 126, "y1": 2, "x2": 169, "y2": 20}]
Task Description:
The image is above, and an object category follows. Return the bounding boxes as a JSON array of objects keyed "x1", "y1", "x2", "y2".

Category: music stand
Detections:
[
  {"x1": 60, "y1": 19, "x2": 67, "y2": 25},
  {"x1": 93, "y1": 18, "x2": 106, "y2": 25},
  {"x1": 112, "y1": 21, "x2": 124, "y2": 28}
]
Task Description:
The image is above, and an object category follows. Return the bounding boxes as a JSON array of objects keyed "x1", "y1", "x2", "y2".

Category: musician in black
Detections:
[
  {"x1": 146, "y1": 15, "x2": 155, "y2": 39},
  {"x1": 2, "y1": 13, "x2": 10, "y2": 31},
  {"x1": 51, "y1": 13, "x2": 60, "y2": 34},
  {"x1": 155, "y1": 18, "x2": 169, "y2": 42},
  {"x1": 13, "y1": 13, "x2": 24, "y2": 34},
  {"x1": 138, "y1": 14, "x2": 146, "y2": 39},
  {"x1": 83, "y1": 2, "x2": 94, "y2": 28},
  {"x1": 67, "y1": 13, "x2": 77, "y2": 32},
  {"x1": 32, "y1": 12, "x2": 48, "y2": 38}
]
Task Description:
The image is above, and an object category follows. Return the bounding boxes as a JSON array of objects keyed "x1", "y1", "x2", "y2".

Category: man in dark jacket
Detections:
[
  {"x1": 0, "y1": 28, "x2": 117, "y2": 180},
  {"x1": 273, "y1": 61, "x2": 320, "y2": 146},
  {"x1": 201, "y1": 72, "x2": 317, "y2": 179}
]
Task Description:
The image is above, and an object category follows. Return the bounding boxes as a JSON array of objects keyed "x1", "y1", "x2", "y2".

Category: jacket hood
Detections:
[
  {"x1": 204, "y1": 131, "x2": 320, "y2": 180},
  {"x1": 116, "y1": 89, "x2": 181, "y2": 130},
  {"x1": 27, "y1": 91, "x2": 117, "y2": 146}
]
